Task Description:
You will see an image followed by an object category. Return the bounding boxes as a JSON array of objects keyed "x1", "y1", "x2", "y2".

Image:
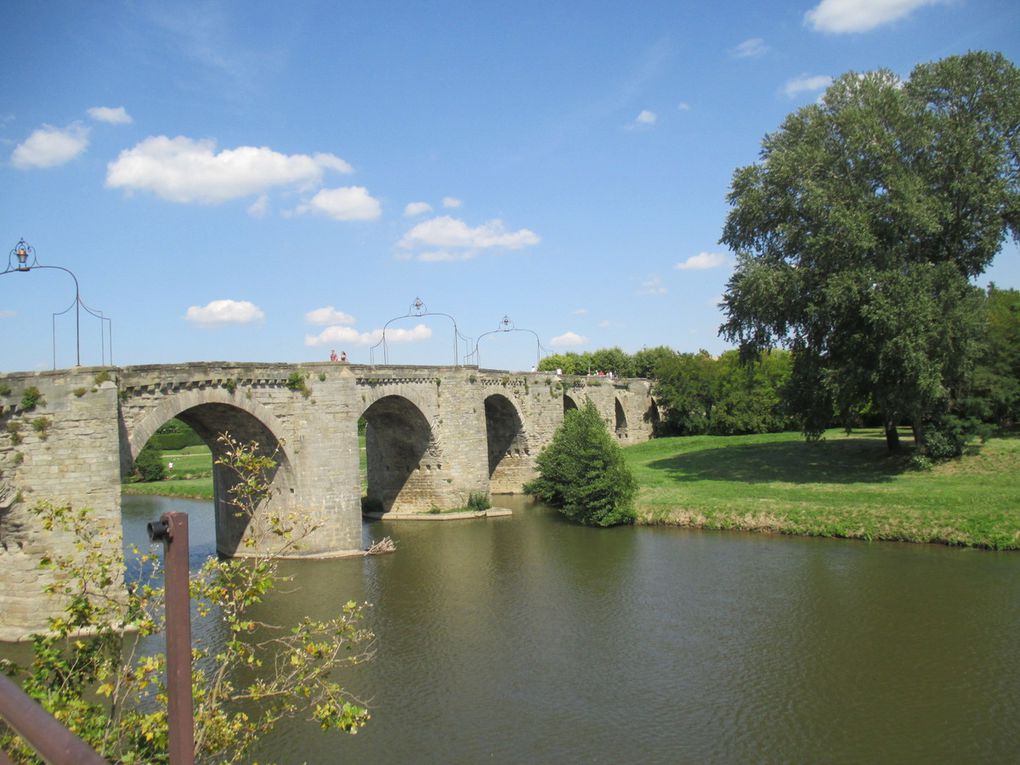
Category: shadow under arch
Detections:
[
  {"x1": 614, "y1": 398, "x2": 628, "y2": 439},
  {"x1": 644, "y1": 396, "x2": 662, "y2": 435},
  {"x1": 123, "y1": 394, "x2": 294, "y2": 557},
  {"x1": 361, "y1": 394, "x2": 438, "y2": 513},
  {"x1": 484, "y1": 393, "x2": 529, "y2": 493},
  {"x1": 563, "y1": 394, "x2": 579, "y2": 413}
]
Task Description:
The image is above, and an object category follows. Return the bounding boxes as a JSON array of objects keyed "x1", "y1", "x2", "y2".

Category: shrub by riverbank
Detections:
[{"x1": 624, "y1": 429, "x2": 1020, "y2": 550}]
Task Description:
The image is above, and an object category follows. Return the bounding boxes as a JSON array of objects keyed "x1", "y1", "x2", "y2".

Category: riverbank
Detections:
[
  {"x1": 625, "y1": 429, "x2": 1020, "y2": 550},
  {"x1": 121, "y1": 428, "x2": 1020, "y2": 550},
  {"x1": 122, "y1": 476, "x2": 213, "y2": 500}
]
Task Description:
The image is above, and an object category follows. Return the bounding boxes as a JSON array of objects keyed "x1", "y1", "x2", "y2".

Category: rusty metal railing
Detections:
[
  {"x1": 0, "y1": 672, "x2": 107, "y2": 764},
  {"x1": 1, "y1": 510, "x2": 194, "y2": 765}
]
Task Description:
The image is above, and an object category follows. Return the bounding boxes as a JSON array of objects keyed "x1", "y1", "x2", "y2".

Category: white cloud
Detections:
[
  {"x1": 105, "y1": 136, "x2": 353, "y2": 203},
  {"x1": 677, "y1": 101, "x2": 691, "y2": 111},
  {"x1": 442, "y1": 196, "x2": 462, "y2": 209},
  {"x1": 675, "y1": 251, "x2": 730, "y2": 270},
  {"x1": 12, "y1": 124, "x2": 89, "y2": 169},
  {"x1": 639, "y1": 275, "x2": 667, "y2": 295},
  {"x1": 184, "y1": 299, "x2": 264, "y2": 325},
  {"x1": 550, "y1": 331, "x2": 587, "y2": 348},
  {"x1": 87, "y1": 106, "x2": 133, "y2": 125},
  {"x1": 632, "y1": 110, "x2": 656, "y2": 126},
  {"x1": 573, "y1": 308, "x2": 588, "y2": 315},
  {"x1": 783, "y1": 74, "x2": 833, "y2": 98},
  {"x1": 404, "y1": 201, "x2": 433, "y2": 217},
  {"x1": 296, "y1": 186, "x2": 381, "y2": 221},
  {"x1": 247, "y1": 194, "x2": 270, "y2": 218},
  {"x1": 399, "y1": 215, "x2": 540, "y2": 260},
  {"x1": 0, "y1": 310, "x2": 16, "y2": 319},
  {"x1": 805, "y1": 0, "x2": 944, "y2": 33},
  {"x1": 731, "y1": 37, "x2": 769, "y2": 58},
  {"x1": 305, "y1": 306, "x2": 356, "y2": 326},
  {"x1": 304, "y1": 323, "x2": 432, "y2": 347}
]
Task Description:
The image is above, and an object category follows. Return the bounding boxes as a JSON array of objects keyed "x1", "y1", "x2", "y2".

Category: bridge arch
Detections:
[
  {"x1": 563, "y1": 393, "x2": 579, "y2": 413},
  {"x1": 123, "y1": 390, "x2": 295, "y2": 556},
  {"x1": 360, "y1": 394, "x2": 442, "y2": 513},
  {"x1": 484, "y1": 393, "x2": 529, "y2": 494}
]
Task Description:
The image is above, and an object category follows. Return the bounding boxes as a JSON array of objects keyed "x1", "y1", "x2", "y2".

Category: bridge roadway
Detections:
[{"x1": 0, "y1": 362, "x2": 657, "y2": 639}]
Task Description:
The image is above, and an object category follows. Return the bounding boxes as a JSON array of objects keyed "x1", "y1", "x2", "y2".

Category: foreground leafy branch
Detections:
[{"x1": 1, "y1": 432, "x2": 373, "y2": 764}]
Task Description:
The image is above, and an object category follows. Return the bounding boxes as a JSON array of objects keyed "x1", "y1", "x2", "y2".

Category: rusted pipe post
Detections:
[
  {"x1": 0, "y1": 672, "x2": 107, "y2": 764},
  {"x1": 148, "y1": 512, "x2": 195, "y2": 765}
]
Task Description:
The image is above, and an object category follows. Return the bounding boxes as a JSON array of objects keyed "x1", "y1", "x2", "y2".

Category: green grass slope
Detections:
[{"x1": 624, "y1": 429, "x2": 1020, "y2": 550}]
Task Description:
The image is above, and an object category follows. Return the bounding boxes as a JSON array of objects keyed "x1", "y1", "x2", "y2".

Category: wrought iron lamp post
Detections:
[{"x1": 3, "y1": 238, "x2": 113, "y2": 368}]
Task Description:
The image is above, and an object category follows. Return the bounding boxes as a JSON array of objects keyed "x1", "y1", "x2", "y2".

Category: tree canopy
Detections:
[{"x1": 720, "y1": 51, "x2": 1020, "y2": 452}]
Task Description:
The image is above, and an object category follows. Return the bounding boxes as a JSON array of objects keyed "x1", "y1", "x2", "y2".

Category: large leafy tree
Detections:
[{"x1": 720, "y1": 52, "x2": 1020, "y2": 451}]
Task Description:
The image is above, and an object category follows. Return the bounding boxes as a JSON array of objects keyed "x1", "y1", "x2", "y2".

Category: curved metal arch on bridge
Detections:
[
  {"x1": 369, "y1": 297, "x2": 474, "y2": 366},
  {"x1": 2, "y1": 239, "x2": 114, "y2": 369},
  {"x1": 466, "y1": 315, "x2": 548, "y2": 370},
  {"x1": 51, "y1": 293, "x2": 113, "y2": 369}
]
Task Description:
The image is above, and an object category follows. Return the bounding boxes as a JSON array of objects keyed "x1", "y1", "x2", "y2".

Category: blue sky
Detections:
[{"x1": 3, "y1": 0, "x2": 1019, "y2": 372}]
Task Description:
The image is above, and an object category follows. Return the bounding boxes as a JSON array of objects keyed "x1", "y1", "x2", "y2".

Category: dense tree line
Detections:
[{"x1": 537, "y1": 284, "x2": 1019, "y2": 439}]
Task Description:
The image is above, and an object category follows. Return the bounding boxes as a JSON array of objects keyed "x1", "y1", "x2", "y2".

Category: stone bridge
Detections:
[{"x1": 0, "y1": 362, "x2": 657, "y2": 639}]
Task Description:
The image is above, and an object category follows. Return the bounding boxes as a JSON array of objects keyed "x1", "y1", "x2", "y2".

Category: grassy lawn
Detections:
[
  {"x1": 123, "y1": 444, "x2": 214, "y2": 499},
  {"x1": 624, "y1": 428, "x2": 1020, "y2": 550}
]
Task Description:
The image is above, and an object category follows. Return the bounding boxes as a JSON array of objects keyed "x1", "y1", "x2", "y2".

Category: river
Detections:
[{"x1": 115, "y1": 495, "x2": 1020, "y2": 762}]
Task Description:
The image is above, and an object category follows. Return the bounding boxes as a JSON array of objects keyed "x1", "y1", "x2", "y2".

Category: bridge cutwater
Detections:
[{"x1": 0, "y1": 362, "x2": 658, "y2": 640}]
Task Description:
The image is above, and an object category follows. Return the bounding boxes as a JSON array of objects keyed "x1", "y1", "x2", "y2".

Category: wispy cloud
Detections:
[
  {"x1": 247, "y1": 194, "x2": 270, "y2": 218},
  {"x1": 639, "y1": 275, "x2": 667, "y2": 295},
  {"x1": 805, "y1": 0, "x2": 945, "y2": 33},
  {"x1": 550, "y1": 331, "x2": 587, "y2": 348},
  {"x1": 783, "y1": 74, "x2": 833, "y2": 99},
  {"x1": 295, "y1": 186, "x2": 381, "y2": 221},
  {"x1": 87, "y1": 106, "x2": 133, "y2": 125},
  {"x1": 399, "y1": 216, "x2": 540, "y2": 261},
  {"x1": 675, "y1": 252, "x2": 730, "y2": 270},
  {"x1": 12, "y1": 123, "x2": 89, "y2": 169},
  {"x1": 106, "y1": 136, "x2": 353, "y2": 203},
  {"x1": 184, "y1": 299, "x2": 264, "y2": 325},
  {"x1": 305, "y1": 306, "x2": 356, "y2": 326},
  {"x1": 304, "y1": 323, "x2": 432, "y2": 347},
  {"x1": 731, "y1": 37, "x2": 769, "y2": 58},
  {"x1": 628, "y1": 109, "x2": 657, "y2": 129},
  {"x1": 442, "y1": 196, "x2": 462, "y2": 209},
  {"x1": 404, "y1": 201, "x2": 433, "y2": 217}
]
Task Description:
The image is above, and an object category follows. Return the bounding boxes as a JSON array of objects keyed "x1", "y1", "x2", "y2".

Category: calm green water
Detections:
[{"x1": 118, "y1": 495, "x2": 1020, "y2": 763}]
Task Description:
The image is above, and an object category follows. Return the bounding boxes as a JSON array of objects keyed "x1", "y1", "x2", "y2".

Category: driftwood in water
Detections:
[{"x1": 366, "y1": 536, "x2": 396, "y2": 555}]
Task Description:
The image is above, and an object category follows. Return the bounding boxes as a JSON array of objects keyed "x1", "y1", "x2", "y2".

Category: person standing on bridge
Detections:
[
  {"x1": 340, "y1": 351, "x2": 348, "y2": 363},
  {"x1": 330, "y1": 349, "x2": 338, "y2": 362}
]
